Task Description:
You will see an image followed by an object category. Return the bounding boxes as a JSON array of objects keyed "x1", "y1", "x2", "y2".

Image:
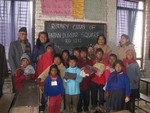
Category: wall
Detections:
[
  {"x1": 144, "y1": 0, "x2": 150, "y2": 76},
  {"x1": 34, "y1": 0, "x2": 117, "y2": 52}
]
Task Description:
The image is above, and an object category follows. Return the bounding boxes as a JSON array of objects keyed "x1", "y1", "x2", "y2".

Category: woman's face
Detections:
[
  {"x1": 98, "y1": 36, "x2": 105, "y2": 45},
  {"x1": 39, "y1": 34, "x2": 47, "y2": 44},
  {"x1": 120, "y1": 36, "x2": 127, "y2": 45}
]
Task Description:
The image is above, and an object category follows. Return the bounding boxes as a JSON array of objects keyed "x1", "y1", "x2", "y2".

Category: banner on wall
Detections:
[
  {"x1": 84, "y1": 0, "x2": 107, "y2": 21},
  {"x1": 72, "y1": 0, "x2": 84, "y2": 19},
  {"x1": 41, "y1": 0, "x2": 72, "y2": 16}
]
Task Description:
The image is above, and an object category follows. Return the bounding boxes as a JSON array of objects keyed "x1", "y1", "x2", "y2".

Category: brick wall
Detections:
[{"x1": 34, "y1": 0, "x2": 117, "y2": 52}]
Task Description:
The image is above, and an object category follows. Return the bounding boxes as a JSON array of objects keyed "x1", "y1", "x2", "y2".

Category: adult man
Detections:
[
  {"x1": 9, "y1": 27, "x2": 31, "y2": 75},
  {"x1": 0, "y1": 44, "x2": 8, "y2": 97}
]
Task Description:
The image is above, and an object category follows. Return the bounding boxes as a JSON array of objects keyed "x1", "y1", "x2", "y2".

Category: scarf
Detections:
[{"x1": 112, "y1": 71, "x2": 123, "y2": 83}]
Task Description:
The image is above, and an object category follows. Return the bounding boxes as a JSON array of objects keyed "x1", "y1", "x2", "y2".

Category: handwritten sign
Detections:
[
  {"x1": 72, "y1": 0, "x2": 84, "y2": 19},
  {"x1": 41, "y1": 0, "x2": 72, "y2": 16},
  {"x1": 45, "y1": 21, "x2": 106, "y2": 53}
]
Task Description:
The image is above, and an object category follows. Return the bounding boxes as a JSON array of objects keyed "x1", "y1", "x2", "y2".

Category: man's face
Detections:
[{"x1": 18, "y1": 32, "x2": 27, "y2": 41}]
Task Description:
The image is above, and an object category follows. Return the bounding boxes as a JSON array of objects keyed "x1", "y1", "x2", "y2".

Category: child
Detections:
[
  {"x1": 123, "y1": 49, "x2": 140, "y2": 113},
  {"x1": 91, "y1": 48, "x2": 106, "y2": 110},
  {"x1": 104, "y1": 54, "x2": 117, "y2": 83},
  {"x1": 106, "y1": 60, "x2": 130, "y2": 112},
  {"x1": 61, "y1": 50, "x2": 70, "y2": 68},
  {"x1": 64, "y1": 55, "x2": 82, "y2": 113},
  {"x1": 44, "y1": 64, "x2": 65, "y2": 113},
  {"x1": 73, "y1": 47, "x2": 80, "y2": 59},
  {"x1": 87, "y1": 44, "x2": 96, "y2": 60},
  {"x1": 14, "y1": 53, "x2": 35, "y2": 92},
  {"x1": 77, "y1": 47, "x2": 93, "y2": 113},
  {"x1": 53, "y1": 54, "x2": 66, "y2": 112},
  {"x1": 36, "y1": 42, "x2": 54, "y2": 111}
]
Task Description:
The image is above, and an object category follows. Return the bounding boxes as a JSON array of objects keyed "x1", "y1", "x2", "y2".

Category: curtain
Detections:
[
  {"x1": 117, "y1": 0, "x2": 138, "y2": 44},
  {"x1": 0, "y1": 0, "x2": 33, "y2": 60}
]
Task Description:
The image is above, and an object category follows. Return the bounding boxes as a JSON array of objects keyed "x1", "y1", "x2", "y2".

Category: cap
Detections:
[
  {"x1": 20, "y1": 53, "x2": 30, "y2": 62},
  {"x1": 19, "y1": 27, "x2": 27, "y2": 33},
  {"x1": 126, "y1": 49, "x2": 135, "y2": 55},
  {"x1": 45, "y1": 42, "x2": 54, "y2": 50}
]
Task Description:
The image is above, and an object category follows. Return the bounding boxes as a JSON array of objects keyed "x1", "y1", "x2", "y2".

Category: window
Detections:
[
  {"x1": 117, "y1": 0, "x2": 144, "y2": 67},
  {"x1": 0, "y1": 0, "x2": 33, "y2": 60}
]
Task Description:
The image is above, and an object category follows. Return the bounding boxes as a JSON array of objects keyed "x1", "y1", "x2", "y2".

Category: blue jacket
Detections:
[
  {"x1": 32, "y1": 44, "x2": 45, "y2": 63},
  {"x1": 126, "y1": 63, "x2": 140, "y2": 89},
  {"x1": 44, "y1": 75, "x2": 65, "y2": 96},
  {"x1": 64, "y1": 66, "x2": 82, "y2": 95},
  {"x1": 106, "y1": 72, "x2": 130, "y2": 96}
]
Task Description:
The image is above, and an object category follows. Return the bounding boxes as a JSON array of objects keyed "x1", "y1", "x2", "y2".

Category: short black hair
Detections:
[
  {"x1": 95, "y1": 48, "x2": 104, "y2": 54},
  {"x1": 97, "y1": 34, "x2": 107, "y2": 45},
  {"x1": 53, "y1": 53, "x2": 62, "y2": 61},
  {"x1": 121, "y1": 34, "x2": 129, "y2": 40},
  {"x1": 49, "y1": 64, "x2": 60, "y2": 76},
  {"x1": 69, "y1": 55, "x2": 78, "y2": 62},
  {"x1": 73, "y1": 47, "x2": 80, "y2": 53},
  {"x1": 113, "y1": 59, "x2": 124, "y2": 69},
  {"x1": 80, "y1": 46, "x2": 88, "y2": 53},
  {"x1": 109, "y1": 53, "x2": 117, "y2": 60},
  {"x1": 61, "y1": 50, "x2": 70, "y2": 56}
]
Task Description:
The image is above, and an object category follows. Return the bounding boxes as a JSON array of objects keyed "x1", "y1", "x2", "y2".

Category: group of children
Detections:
[{"x1": 13, "y1": 33, "x2": 140, "y2": 113}]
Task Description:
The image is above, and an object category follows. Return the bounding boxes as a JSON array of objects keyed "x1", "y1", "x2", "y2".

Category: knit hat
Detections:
[
  {"x1": 20, "y1": 53, "x2": 30, "y2": 62},
  {"x1": 19, "y1": 27, "x2": 27, "y2": 33},
  {"x1": 44, "y1": 42, "x2": 54, "y2": 50},
  {"x1": 126, "y1": 49, "x2": 135, "y2": 55}
]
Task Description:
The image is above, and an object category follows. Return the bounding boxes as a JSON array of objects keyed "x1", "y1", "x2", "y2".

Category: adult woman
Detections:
[
  {"x1": 116, "y1": 34, "x2": 136, "y2": 60},
  {"x1": 32, "y1": 31, "x2": 49, "y2": 65},
  {"x1": 94, "y1": 34, "x2": 112, "y2": 59}
]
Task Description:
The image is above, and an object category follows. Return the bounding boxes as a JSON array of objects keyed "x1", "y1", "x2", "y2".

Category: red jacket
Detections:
[
  {"x1": 36, "y1": 51, "x2": 54, "y2": 86},
  {"x1": 14, "y1": 66, "x2": 36, "y2": 91},
  {"x1": 78, "y1": 58, "x2": 93, "y2": 91},
  {"x1": 91, "y1": 60, "x2": 107, "y2": 85}
]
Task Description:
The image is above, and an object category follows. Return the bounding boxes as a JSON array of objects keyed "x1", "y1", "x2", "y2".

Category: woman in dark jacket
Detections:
[{"x1": 32, "y1": 31, "x2": 49, "y2": 65}]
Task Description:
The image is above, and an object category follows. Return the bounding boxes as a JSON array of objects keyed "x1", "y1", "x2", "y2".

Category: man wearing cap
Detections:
[{"x1": 9, "y1": 27, "x2": 31, "y2": 76}]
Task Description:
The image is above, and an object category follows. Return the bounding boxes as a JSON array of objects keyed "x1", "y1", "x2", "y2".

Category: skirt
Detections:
[{"x1": 106, "y1": 90, "x2": 125, "y2": 112}]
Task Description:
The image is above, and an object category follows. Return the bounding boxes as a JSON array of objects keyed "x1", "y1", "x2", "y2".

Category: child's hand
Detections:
[
  {"x1": 35, "y1": 78, "x2": 41, "y2": 83},
  {"x1": 63, "y1": 75, "x2": 69, "y2": 80},
  {"x1": 37, "y1": 55, "x2": 42, "y2": 60},
  {"x1": 125, "y1": 96, "x2": 130, "y2": 103}
]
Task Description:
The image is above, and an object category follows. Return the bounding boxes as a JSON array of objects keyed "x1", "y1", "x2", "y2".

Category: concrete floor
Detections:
[{"x1": 41, "y1": 100, "x2": 150, "y2": 113}]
